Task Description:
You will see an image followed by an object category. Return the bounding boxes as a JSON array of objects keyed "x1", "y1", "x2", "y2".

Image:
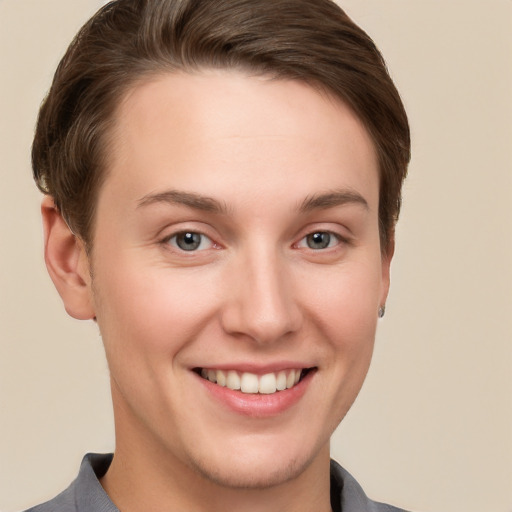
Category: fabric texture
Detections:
[{"x1": 24, "y1": 453, "x2": 410, "y2": 512}]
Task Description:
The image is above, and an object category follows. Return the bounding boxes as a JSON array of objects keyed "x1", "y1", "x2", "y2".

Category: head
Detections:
[
  {"x1": 34, "y1": 0, "x2": 410, "y2": 497},
  {"x1": 33, "y1": 0, "x2": 409, "y2": 255}
]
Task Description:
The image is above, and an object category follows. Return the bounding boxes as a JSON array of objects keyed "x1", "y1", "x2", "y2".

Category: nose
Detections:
[{"x1": 220, "y1": 248, "x2": 303, "y2": 344}]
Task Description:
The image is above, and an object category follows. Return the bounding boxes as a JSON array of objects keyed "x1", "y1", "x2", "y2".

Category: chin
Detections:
[
  {"x1": 190, "y1": 455, "x2": 309, "y2": 490},
  {"x1": 182, "y1": 434, "x2": 326, "y2": 490}
]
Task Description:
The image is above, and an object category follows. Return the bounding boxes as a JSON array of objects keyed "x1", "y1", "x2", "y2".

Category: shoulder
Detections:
[
  {"x1": 23, "y1": 484, "x2": 77, "y2": 512},
  {"x1": 22, "y1": 453, "x2": 115, "y2": 512},
  {"x1": 330, "y1": 459, "x2": 413, "y2": 512}
]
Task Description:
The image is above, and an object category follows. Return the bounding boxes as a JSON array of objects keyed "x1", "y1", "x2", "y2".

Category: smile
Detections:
[{"x1": 196, "y1": 368, "x2": 312, "y2": 395}]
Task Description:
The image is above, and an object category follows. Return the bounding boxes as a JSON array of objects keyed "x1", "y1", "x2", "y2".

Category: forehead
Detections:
[{"x1": 101, "y1": 70, "x2": 379, "y2": 210}]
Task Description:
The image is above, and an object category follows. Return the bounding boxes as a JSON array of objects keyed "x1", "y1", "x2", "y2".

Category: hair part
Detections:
[{"x1": 32, "y1": 0, "x2": 410, "y2": 253}]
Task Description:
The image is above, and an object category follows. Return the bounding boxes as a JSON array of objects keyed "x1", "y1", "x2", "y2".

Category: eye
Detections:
[
  {"x1": 167, "y1": 231, "x2": 214, "y2": 252},
  {"x1": 298, "y1": 231, "x2": 340, "y2": 250}
]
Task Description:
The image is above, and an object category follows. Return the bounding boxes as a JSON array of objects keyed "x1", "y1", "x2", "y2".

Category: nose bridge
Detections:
[{"x1": 221, "y1": 241, "x2": 302, "y2": 343}]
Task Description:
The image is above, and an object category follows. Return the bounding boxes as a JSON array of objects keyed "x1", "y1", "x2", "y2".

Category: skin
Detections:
[{"x1": 43, "y1": 70, "x2": 392, "y2": 512}]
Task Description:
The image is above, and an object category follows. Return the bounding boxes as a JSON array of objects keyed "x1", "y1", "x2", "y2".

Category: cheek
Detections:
[
  {"x1": 315, "y1": 266, "x2": 380, "y2": 403},
  {"x1": 93, "y1": 259, "x2": 220, "y2": 357},
  {"x1": 300, "y1": 258, "x2": 382, "y2": 338},
  {"x1": 302, "y1": 257, "x2": 381, "y2": 389}
]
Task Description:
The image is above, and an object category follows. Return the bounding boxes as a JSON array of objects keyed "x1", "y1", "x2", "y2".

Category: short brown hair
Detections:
[{"x1": 32, "y1": 0, "x2": 410, "y2": 252}]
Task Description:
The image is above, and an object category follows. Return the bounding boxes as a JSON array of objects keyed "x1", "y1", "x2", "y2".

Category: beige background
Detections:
[{"x1": 1, "y1": 1, "x2": 511, "y2": 511}]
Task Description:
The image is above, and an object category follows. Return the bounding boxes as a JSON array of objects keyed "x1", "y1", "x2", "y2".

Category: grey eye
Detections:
[
  {"x1": 305, "y1": 232, "x2": 336, "y2": 250},
  {"x1": 170, "y1": 232, "x2": 211, "y2": 251}
]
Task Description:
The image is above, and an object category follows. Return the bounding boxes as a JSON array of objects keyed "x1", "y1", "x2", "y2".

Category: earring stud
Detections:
[{"x1": 378, "y1": 305, "x2": 386, "y2": 318}]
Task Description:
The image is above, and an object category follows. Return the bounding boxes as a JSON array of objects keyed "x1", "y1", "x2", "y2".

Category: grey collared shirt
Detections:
[{"x1": 24, "y1": 453, "x2": 410, "y2": 512}]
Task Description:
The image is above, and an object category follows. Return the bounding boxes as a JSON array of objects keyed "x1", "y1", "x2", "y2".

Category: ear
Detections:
[
  {"x1": 380, "y1": 236, "x2": 395, "y2": 308},
  {"x1": 42, "y1": 196, "x2": 96, "y2": 320}
]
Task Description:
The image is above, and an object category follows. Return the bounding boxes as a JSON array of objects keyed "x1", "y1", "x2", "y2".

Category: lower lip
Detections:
[{"x1": 195, "y1": 371, "x2": 315, "y2": 418}]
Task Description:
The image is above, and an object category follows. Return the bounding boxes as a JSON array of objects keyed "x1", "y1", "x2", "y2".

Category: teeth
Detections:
[
  {"x1": 226, "y1": 370, "x2": 241, "y2": 390},
  {"x1": 276, "y1": 371, "x2": 287, "y2": 391},
  {"x1": 216, "y1": 369, "x2": 226, "y2": 387},
  {"x1": 241, "y1": 373, "x2": 259, "y2": 393},
  {"x1": 258, "y1": 373, "x2": 277, "y2": 394},
  {"x1": 200, "y1": 368, "x2": 306, "y2": 394},
  {"x1": 286, "y1": 370, "x2": 295, "y2": 389}
]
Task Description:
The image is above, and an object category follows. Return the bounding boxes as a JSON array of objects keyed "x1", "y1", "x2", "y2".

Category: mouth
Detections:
[{"x1": 194, "y1": 367, "x2": 315, "y2": 395}]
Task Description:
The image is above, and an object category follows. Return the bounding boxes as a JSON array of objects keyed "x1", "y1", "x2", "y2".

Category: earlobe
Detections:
[
  {"x1": 380, "y1": 236, "x2": 395, "y2": 310},
  {"x1": 42, "y1": 196, "x2": 96, "y2": 320}
]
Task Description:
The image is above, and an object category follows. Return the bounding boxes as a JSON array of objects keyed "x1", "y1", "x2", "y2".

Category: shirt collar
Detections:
[{"x1": 74, "y1": 453, "x2": 118, "y2": 512}]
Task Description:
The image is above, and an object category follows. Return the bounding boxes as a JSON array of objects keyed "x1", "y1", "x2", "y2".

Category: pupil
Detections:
[
  {"x1": 178, "y1": 232, "x2": 201, "y2": 251},
  {"x1": 308, "y1": 232, "x2": 330, "y2": 249}
]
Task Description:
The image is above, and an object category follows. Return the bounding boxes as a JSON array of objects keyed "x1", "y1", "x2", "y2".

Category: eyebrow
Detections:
[
  {"x1": 137, "y1": 190, "x2": 229, "y2": 214},
  {"x1": 137, "y1": 188, "x2": 368, "y2": 215},
  {"x1": 299, "y1": 189, "x2": 369, "y2": 213}
]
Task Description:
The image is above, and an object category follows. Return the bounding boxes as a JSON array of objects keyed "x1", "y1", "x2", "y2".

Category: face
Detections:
[{"x1": 86, "y1": 71, "x2": 390, "y2": 488}]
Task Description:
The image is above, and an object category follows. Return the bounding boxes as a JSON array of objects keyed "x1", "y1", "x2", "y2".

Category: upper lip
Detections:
[{"x1": 192, "y1": 362, "x2": 315, "y2": 375}]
